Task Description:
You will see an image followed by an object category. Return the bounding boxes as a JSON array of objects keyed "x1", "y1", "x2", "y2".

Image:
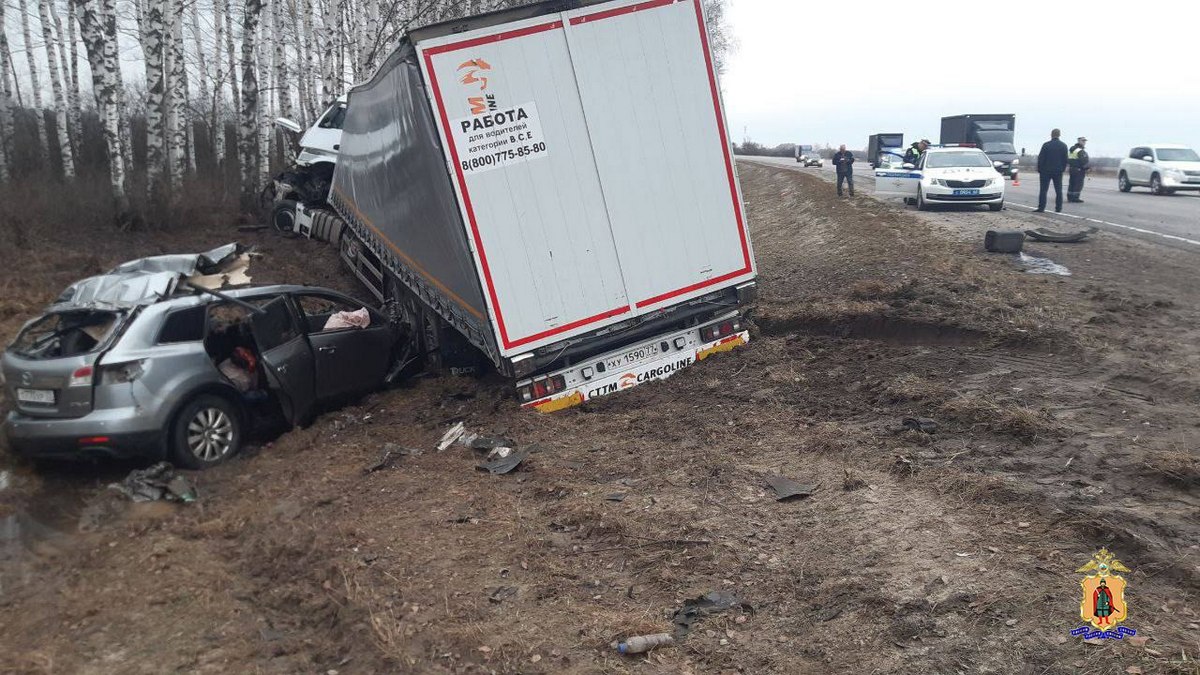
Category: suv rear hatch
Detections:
[{"x1": 2, "y1": 309, "x2": 124, "y2": 418}]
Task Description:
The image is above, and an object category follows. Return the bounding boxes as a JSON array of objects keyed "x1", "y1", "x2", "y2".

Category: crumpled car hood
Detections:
[{"x1": 52, "y1": 243, "x2": 251, "y2": 310}]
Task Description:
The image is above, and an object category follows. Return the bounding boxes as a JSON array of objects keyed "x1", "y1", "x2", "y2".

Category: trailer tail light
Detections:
[
  {"x1": 518, "y1": 375, "x2": 567, "y2": 402},
  {"x1": 700, "y1": 319, "x2": 741, "y2": 343},
  {"x1": 68, "y1": 366, "x2": 94, "y2": 387},
  {"x1": 78, "y1": 436, "x2": 111, "y2": 445}
]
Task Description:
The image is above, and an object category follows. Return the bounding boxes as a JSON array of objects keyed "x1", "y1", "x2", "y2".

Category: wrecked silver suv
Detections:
[{"x1": 2, "y1": 245, "x2": 400, "y2": 468}]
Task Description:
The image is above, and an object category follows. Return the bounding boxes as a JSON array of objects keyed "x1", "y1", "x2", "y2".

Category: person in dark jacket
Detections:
[
  {"x1": 833, "y1": 144, "x2": 855, "y2": 196},
  {"x1": 1036, "y1": 129, "x2": 1070, "y2": 212},
  {"x1": 1067, "y1": 137, "x2": 1090, "y2": 203}
]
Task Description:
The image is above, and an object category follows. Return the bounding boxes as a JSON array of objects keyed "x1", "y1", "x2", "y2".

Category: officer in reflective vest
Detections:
[{"x1": 1068, "y1": 137, "x2": 1090, "y2": 203}]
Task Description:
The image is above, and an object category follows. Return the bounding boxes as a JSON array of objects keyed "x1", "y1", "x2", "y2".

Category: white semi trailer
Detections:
[{"x1": 319, "y1": 0, "x2": 758, "y2": 411}]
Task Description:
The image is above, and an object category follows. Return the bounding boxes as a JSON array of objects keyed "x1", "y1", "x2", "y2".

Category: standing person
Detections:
[
  {"x1": 833, "y1": 144, "x2": 855, "y2": 197},
  {"x1": 1036, "y1": 129, "x2": 1069, "y2": 212},
  {"x1": 1068, "y1": 136, "x2": 1090, "y2": 203}
]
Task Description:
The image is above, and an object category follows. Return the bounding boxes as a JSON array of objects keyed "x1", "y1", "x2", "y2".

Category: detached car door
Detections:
[
  {"x1": 249, "y1": 296, "x2": 316, "y2": 426},
  {"x1": 292, "y1": 292, "x2": 394, "y2": 402}
]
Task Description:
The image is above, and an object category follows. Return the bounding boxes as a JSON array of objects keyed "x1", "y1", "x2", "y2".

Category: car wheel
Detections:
[
  {"x1": 916, "y1": 186, "x2": 929, "y2": 211},
  {"x1": 1150, "y1": 174, "x2": 1164, "y2": 195},
  {"x1": 989, "y1": 201, "x2": 1003, "y2": 212},
  {"x1": 1118, "y1": 171, "x2": 1132, "y2": 192},
  {"x1": 171, "y1": 395, "x2": 242, "y2": 469},
  {"x1": 271, "y1": 199, "x2": 299, "y2": 235}
]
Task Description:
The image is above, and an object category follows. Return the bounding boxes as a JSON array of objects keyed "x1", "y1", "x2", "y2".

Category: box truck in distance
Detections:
[
  {"x1": 328, "y1": 0, "x2": 758, "y2": 412},
  {"x1": 940, "y1": 114, "x2": 1018, "y2": 178}
]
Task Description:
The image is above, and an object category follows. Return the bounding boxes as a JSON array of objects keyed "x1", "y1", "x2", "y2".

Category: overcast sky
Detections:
[{"x1": 719, "y1": 0, "x2": 1200, "y2": 158}]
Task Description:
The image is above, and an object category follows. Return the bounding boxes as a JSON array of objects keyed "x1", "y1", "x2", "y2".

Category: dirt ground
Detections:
[{"x1": 1, "y1": 163, "x2": 1198, "y2": 674}]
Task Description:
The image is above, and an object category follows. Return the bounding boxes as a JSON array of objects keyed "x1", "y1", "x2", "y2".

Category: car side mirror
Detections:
[
  {"x1": 274, "y1": 117, "x2": 303, "y2": 134},
  {"x1": 1142, "y1": 155, "x2": 1154, "y2": 162},
  {"x1": 902, "y1": 163, "x2": 915, "y2": 170}
]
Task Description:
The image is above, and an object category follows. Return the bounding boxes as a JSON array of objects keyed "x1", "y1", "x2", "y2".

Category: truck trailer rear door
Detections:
[
  {"x1": 418, "y1": 16, "x2": 633, "y2": 355},
  {"x1": 418, "y1": 0, "x2": 753, "y2": 357},
  {"x1": 561, "y1": 0, "x2": 755, "y2": 313}
]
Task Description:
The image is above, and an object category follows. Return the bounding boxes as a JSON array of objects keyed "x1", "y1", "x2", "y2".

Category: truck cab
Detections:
[
  {"x1": 868, "y1": 133, "x2": 904, "y2": 169},
  {"x1": 272, "y1": 96, "x2": 348, "y2": 209}
]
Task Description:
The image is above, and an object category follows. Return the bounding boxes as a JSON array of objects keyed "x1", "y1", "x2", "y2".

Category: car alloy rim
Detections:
[{"x1": 187, "y1": 407, "x2": 234, "y2": 461}]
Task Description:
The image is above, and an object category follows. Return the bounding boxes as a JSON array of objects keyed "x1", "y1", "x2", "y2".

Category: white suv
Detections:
[{"x1": 1118, "y1": 145, "x2": 1200, "y2": 195}]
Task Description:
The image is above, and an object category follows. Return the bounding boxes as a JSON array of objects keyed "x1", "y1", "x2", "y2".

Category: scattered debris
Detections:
[
  {"x1": 363, "y1": 443, "x2": 415, "y2": 474},
  {"x1": 109, "y1": 463, "x2": 196, "y2": 503},
  {"x1": 764, "y1": 474, "x2": 815, "y2": 501},
  {"x1": 902, "y1": 417, "x2": 938, "y2": 434},
  {"x1": 1024, "y1": 226, "x2": 1098, "y2": 243},
  {"x1": 1018, "y1": 252, "x2": 1071, "y2": 276},
  {"x1": 485, "y1": 447, "x2": 514, "y2": 461},
  {"x1": 604, "y1": 493, "x2": 627, "y2": 502},
  {"x1": 842, "y1": 468, "x2": 868, "y2": 491},
  {"x1": 486, "y1": 586, "x2": 518, "y2": 603},
  {"x1": 984, "y1": 229, "x2": 1025, "y2": 253},
  {"x1": 615, "y1": 633, "x2": 675, "y2": 655},
  {"x1": 437, "y1": 422, "x2": 467, "y2": 451},
  {"x1": 476, "y1": 448, "x2": 530, "y2": 475},
  {"x1": 671, "y1": 591, "x2": 753, "y2": 638}
]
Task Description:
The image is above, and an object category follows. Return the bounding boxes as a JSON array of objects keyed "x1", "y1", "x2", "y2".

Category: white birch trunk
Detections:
[
  {"x1": 64, "y1": 0, "x2": 83, "y2": 151},
  {"x1": 142, "y1": 0, "x2": 167, "y2": 190},
  {"x1": 272, "y1": 0, "x2": 291, "y2": 121},
  {"x1": 320, "y1": 0, "x2": 337, "y2": 103},
  {"x1": 212, "y1": 0, "x2": 227, "y2": 166},
  {"x1": 257, "y1": 12, "x2": 269, "y2": 185},
  {"x1": 189, "y1": 0, "x2": 210, "y2": 170},
  {"x1": 0, "y1": 0, "x2": 12, "y2": 181},
  {"x1": 166, "y1": 1, "x2": 187, "y2": 184},
  {"x1": 298, "y1": 0, "x2": 315, "y2": 122},
  {"x1": 77, "y1": 0, "x2": 129, "y2": 219},
  {"x1": 224, "y1": 0, "x2": 239, "y2": 103},
  {"x1": 19, "y1": 0, "x2": 50, "y2": 162},
  {"x1": 39, "y1": 0, "x2": 75, "y2": 178},
  {"x1": 100, "y1": 0, "x2": 132, "y2": 179},
  {"x1": 52, "y1": 0, "x2": 80, "y2": 153},
  {"x1": 239, "y1": 0, "x2": 262, "y2": 205}
]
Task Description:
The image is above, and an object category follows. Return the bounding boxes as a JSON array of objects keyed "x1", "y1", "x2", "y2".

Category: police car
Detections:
[{"x1": 874, "y1": 146, "x2": 1005, "y2": 212}]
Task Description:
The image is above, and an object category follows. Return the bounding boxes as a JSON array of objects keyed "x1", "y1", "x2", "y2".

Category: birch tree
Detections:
[
  {"x1": 212, "y1": 0, "x2": 227, "y2": 167},
  {"x1": 76, "y1": 0, "x2": 129, "y2": 221},
  {"x1": 320, "y1": 0, "x2": 338, "y2": 102},
  {"x1": 101, "y1": 0, "x2": 132, "y2": 177},
  {"x1": 19, "y1": 0, "x2": 49, "y2": 162},
  {"x1": 143, "y1": 0, "x2": 167, "y2": 191},
  {"x1": 64, "y1": 0, "x2": 81, "y2": 140},
  {"x1": 166, "y1": 1, "x2": 187, "y2": 183},
  {"x1": 39, "y1": 0, "x2": 75, "y2": 178},
  {"x1": 0, "y1": 0, "x2": 13, "y2": 181},
  {"x1": 238, "y1": 0, "x2": 262, "y2": 206},
  {"x1": 50, "y1": 0, "x2": 81, "y2": 153}
]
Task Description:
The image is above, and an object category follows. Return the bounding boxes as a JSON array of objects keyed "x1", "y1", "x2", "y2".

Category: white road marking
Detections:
[{"x1": 1007, "y1": 203, "x2": 1200, "y2": 247}]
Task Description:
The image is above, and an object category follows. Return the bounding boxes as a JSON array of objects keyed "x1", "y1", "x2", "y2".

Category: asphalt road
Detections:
[{"x1": 746, "y1": 155, "x2": 1200, "y2": 251}]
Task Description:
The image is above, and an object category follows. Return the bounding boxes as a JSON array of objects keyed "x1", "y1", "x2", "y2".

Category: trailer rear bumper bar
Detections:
[{"x1": 517, "y1": 311, "x2": 749, "y2": 412}]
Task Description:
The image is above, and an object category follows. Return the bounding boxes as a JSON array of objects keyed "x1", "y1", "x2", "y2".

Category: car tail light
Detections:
[
  {"x1": 99, "y1": 360, "x2": 145, "y2": 385},
  {"x1": 78, "y1": 436, "x2": 111, "y2": 445},
  {"x1": 700, "y1": 319, "x2": 741, "y2": 343},
  {"x1": 68, "y1": 366, "x2": 93, "y2": 387}
]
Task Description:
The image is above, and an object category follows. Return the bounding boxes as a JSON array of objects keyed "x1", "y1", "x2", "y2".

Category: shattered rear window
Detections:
[{"x1": 10, "y1": 311, "x2": 122, "y2": 360}]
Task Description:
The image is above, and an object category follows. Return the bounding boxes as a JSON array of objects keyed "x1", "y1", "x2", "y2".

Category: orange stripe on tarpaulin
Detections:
[{"x1": 332, "y1": 188, "x2": 486, "y2": 321}]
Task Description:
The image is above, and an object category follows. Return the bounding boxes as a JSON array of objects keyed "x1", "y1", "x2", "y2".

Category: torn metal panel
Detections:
[{"x1": 52, "y1": 244, "x2": 251, "y2": 310}]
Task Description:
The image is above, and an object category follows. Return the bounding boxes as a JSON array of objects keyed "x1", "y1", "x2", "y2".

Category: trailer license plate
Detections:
[
  {"x1": 952, "y1": 189, "x2": 980, "y2": 196},
  {"x1": 605, "y1": 343, "x2": 660, "y2": 370},
  {"x1": 17, "y1": 388, "x2": 55, "y2": 404}
]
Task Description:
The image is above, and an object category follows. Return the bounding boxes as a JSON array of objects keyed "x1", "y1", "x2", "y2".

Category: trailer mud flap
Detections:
[{"x1": 523, "y1": 330, "x2": 750, "y2": 413}]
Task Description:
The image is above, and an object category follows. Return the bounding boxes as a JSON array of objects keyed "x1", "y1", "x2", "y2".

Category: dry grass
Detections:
[
  {"x1": 938, "y1": 394, "x2": 1063, "y2": 442},
  {"x1": 882, "y1": 374, "x2": 951, "y2": 403}
]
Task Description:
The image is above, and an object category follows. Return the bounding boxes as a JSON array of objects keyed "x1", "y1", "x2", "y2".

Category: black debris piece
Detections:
[
  {"x1": 487, "y1": 586, "x2": 518, "y2": 603},
  {"x1": 476, "y1": 448, "x2": 530, "y2": 475},
  {"x1": 671, "y1": 591, "x2": 753, "y2": 638},
  {"x1": 1024, "y1": 226, "x2": 1098, "y2": 243},
  {"x1": 109, "y1": 462, "x2": 197, "y2": 503},
  {"x1": 902, "y1": 417, "x2": 938, "y2": 434},
  {"x1": 984, "y1": 229, "x2": 1026, "y2": 253},
  {"x1": 605, "y1": 493, "x2": 627, "y2": 502},
  {"x1": 764, "y1": 474, "x2": 815, "y2": 501}
]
